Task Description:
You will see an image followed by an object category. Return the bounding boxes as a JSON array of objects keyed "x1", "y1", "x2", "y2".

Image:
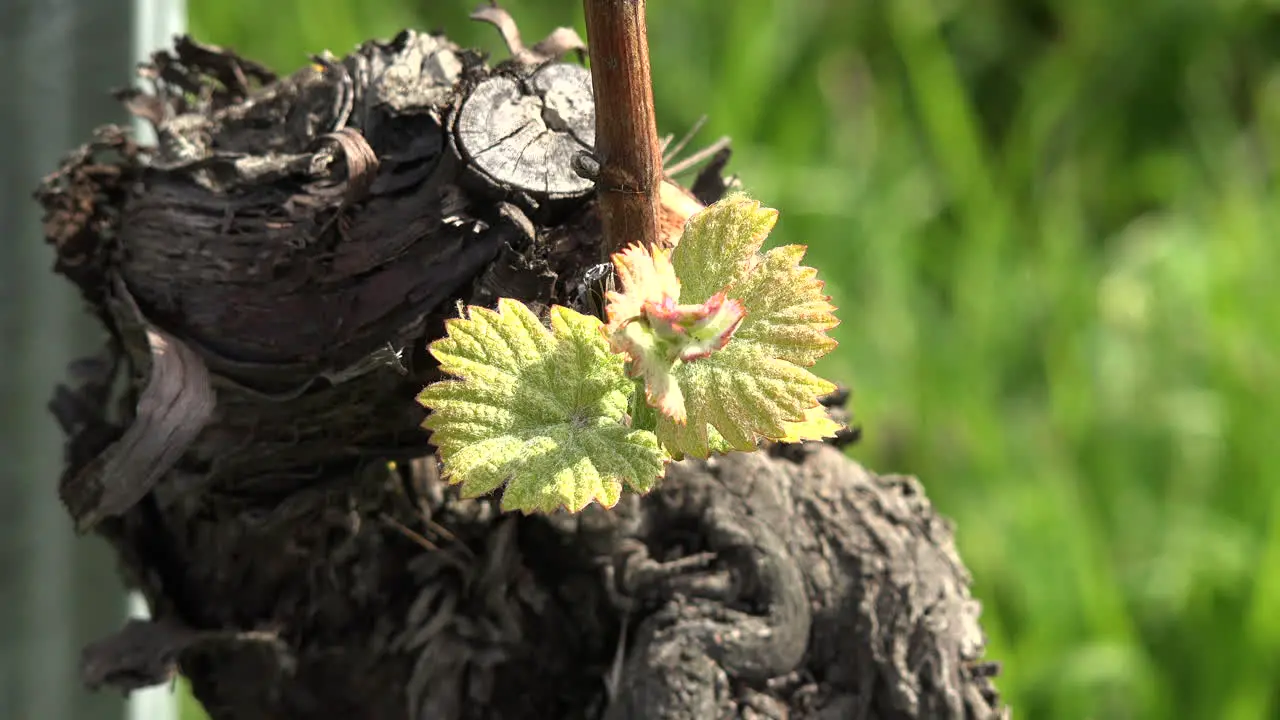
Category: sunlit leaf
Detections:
[
  {"x1": 606, "y1": 193, "x2": 842, "y2": 458},
  {"x1": 418, "y1": 299, "x2": 668, "y2": 513}
]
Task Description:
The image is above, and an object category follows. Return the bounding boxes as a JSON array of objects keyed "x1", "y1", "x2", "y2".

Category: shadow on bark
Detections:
[{"x1": 35, "y1": 19, "x2": 1007, "y2": 720}]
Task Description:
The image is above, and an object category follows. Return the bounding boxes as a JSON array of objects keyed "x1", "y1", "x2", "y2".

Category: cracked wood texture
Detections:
[{"x1": 34, "y1": 27, "x2": 1006, "y2": 720}]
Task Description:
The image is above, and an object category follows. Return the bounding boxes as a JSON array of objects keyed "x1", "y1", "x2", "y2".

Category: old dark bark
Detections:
[{"x1": 35, "y1": 19, "x2": 1007, "y2": 720}]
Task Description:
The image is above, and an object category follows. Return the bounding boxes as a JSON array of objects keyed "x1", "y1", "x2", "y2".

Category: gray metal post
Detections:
[{"x1": 0, "y1": 0, "x2": 183, "y2": 718}]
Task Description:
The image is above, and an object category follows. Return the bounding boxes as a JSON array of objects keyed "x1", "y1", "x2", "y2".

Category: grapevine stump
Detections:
[{"x1": 36, "y1": 21, "x2": 1007, "y2": 720}]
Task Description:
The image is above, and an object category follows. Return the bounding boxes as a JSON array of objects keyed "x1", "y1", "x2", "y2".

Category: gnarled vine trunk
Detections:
[{"x1": 37, "y1": 20, "x2": 1006, "y2": 720}]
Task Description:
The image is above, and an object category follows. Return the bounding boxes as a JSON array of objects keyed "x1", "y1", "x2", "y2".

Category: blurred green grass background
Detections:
[{"x1": 180, "y1": 0, "x2": 1280, "y2": 717}]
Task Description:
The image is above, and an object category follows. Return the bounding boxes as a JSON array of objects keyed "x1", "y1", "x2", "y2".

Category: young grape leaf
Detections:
[
  {"x1": 606, "y1": 193, "x2": 843, "y2": 458},
  {"x1": 417, "y1": 298, "x2": 668, "y2": 513},
  {"x1": 605, "y1": 262, "x2": 747, "y2": 422},
  {"x1": 777, "y1": 403, "x2": 846, "y2": 443},
  {"x1": 605, "y1": 243, "x2": 681, "y2": 330}
]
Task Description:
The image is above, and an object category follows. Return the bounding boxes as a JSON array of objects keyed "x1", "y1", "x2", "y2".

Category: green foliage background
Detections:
[{"x1": 182, "y1": 0, "x2": 1280, "y2": 717}]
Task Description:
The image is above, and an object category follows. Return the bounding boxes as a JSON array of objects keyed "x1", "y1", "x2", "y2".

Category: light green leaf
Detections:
[
  {"x1": 653, "y1": 343, "x2": 839, "y2": 457},
  {"x1": 418, "y1": 299, "x2": 668, "y2": 514},
  {"x1": 608, "y1": 193, "x2": 843, "y2": 458},
  {"x1": 670, "y1": 192, "x2": 781, "y2": 303}
]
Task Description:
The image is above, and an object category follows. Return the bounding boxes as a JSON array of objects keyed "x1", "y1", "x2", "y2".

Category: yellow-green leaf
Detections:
[
  {"x1": 418, "y1": 299, "x2": 668, "y2": 514},
  {"x1": 607, "y1": 193, "x2": 843, "y2": 458}
]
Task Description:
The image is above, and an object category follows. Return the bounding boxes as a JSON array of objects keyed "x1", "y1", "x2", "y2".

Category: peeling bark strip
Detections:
[
  {"x1": 61, "y1": 290, "x2": 216, "y2": 531},
  {"x1": 82, "y1": 618, "x2": 289, "y2": 694},
  {"x1": 34, "y1": 10, "x2": 1005, "y2": 720},
  {"x1": 55, "y1": 276, "x2": 217, "y2": 531}
]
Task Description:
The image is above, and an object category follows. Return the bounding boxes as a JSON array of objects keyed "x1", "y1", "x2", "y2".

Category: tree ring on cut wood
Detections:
[{"x1": 454, "y1": 62, "x2": 596, "y2": 198}]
